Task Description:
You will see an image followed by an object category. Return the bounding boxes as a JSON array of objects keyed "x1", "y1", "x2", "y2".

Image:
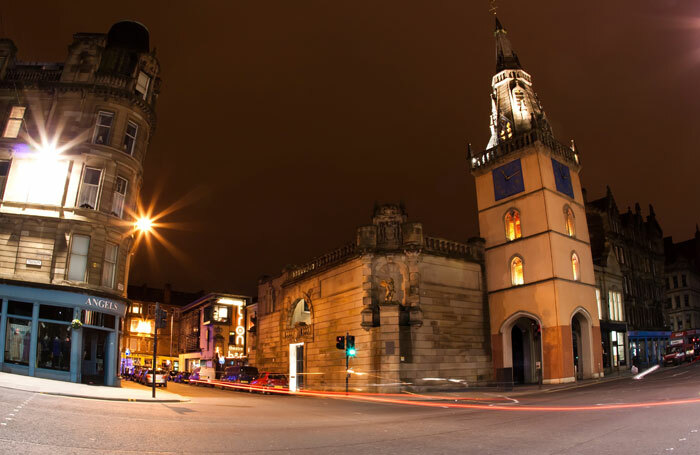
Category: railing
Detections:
[
  {"x1": 5, "y1": 67, "x2": 62, "y2": 82},
  {"x1": 287, "y1": 243, "x2": 358, "y2": 281},
  {"x1": 424, "y1": 236, "x2": 483, "y2": 261},
  {"x1": 470, "y1": 129, "x2": 579, "y2": 170},
  {"x1": 94, "y1": 72, "x2": 130, "y2": 90}
]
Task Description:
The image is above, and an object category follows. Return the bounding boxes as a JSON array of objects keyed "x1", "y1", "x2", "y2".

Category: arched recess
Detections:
[
  {"x1": 570, "y1": 307, "x2": 594, "y2": 380},
  {"x1": 289, "y1": 298, "x2": 312, "y2": 327},
  {"x1": 504, "y1": 208, "x2": 522, "y2": 241},
  {"x1": 563, "y1": 205, "x2": 576, "y2": 237},
  {"x1": 499, "y1": 311, "x2": 542, "y2": 384}
]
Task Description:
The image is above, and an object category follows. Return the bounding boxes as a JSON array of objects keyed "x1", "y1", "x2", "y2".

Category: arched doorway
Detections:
[
  {"x1": 501, "y1": 313, "x2": 542, "y2": 385},
  {"x1": 571, "y1": 309, "x2": 594, "y2": 380}
]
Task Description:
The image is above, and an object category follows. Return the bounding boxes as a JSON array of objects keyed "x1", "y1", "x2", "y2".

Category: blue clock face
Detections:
[
  {"x1": 551, "y1": 158, "x2": 574, "y2": 198},
  {"x1": 492, "y1": 159, "x2": 525, "y2": 201}
]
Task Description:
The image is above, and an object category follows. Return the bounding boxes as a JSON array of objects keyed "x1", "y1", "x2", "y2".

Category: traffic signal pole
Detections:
[
  {"x1": 345, "y1": 331, "x2": 349, "y2": 395},
  {"x1": 152, "y1": 302, "x2": 159, "y2": 399}
]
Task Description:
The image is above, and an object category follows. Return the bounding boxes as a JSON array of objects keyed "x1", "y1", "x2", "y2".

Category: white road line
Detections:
[{"x1": 672, "y1": 371, "x2": 689, "y2": 377}]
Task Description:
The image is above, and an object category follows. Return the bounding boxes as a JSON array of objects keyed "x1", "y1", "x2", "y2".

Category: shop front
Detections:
[
  {"x1": 628, "y1": 330, "x2": 671, "y2": 367},
  {"x1": 0, "y1": 282, "x2": 126, "y2": 386}
]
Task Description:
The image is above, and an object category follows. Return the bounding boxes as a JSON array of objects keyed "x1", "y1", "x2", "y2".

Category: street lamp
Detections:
[{"x1": 134, "y1": 216, "x2": 154, "y2": 233}]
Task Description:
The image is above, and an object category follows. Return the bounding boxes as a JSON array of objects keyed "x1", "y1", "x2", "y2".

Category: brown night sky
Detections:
[{"x1": 2, "y1": 1, "x2": 698, "y2": 295}]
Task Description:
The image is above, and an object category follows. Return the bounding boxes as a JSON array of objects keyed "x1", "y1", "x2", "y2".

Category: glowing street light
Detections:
[{"x1": 134, "y1": 217, "x2": 153, "y2": 233}]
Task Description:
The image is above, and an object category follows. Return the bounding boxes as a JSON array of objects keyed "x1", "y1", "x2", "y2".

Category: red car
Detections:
[{"x1": 250, "y1": 372, "x2": 288, "y2": 390}]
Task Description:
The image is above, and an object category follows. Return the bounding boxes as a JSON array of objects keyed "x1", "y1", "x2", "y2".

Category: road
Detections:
[{"x1": 1, "y1": 362, "x2": 699, "y2": 454}]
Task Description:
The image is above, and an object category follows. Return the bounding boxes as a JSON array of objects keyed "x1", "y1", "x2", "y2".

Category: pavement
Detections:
[
  {"x1": 0, "y1": 366, "x2": 636, "y2": 403},
  {"x1": 0, "y1": 372, "x2": 189, "y2": 402}
]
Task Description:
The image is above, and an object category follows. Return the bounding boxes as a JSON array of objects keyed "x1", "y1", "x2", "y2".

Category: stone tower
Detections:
[{"x1": 469, "y1": 18, "x2": 603, "y2": 384}]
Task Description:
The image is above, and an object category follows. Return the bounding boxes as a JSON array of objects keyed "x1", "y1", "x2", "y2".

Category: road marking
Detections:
[
  {"x1": 679, "y1": 438, "x2": 686, "y2": 441},
  {"x1": 672, "y1": 371, "x2": 689, "y2": 377},
  {"x1": 691, "y1": 430, "x2": 698, "y2": 433}
]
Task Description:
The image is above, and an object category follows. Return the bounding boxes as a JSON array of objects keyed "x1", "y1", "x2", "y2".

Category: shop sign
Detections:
[{"x1": 84, "y1": 297, "x2": 123, "y2": 313}]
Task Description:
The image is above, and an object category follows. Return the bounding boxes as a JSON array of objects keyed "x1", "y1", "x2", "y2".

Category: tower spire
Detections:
[{"x1": 495, "y1": 17, "x2": 521, "y2": 72}]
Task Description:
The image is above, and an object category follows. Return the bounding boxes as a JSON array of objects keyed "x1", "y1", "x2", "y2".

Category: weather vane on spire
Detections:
[{"x1": 489, "y1": 0, "x2": 498, "y2": 15}]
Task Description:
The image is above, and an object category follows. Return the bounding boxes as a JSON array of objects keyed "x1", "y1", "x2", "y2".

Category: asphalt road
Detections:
[{"x1": 1, "y1": 362, "x2": 700, "y2": 454}]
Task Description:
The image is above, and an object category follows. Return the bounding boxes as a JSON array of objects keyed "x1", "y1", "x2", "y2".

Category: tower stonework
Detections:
[{"x1": 470, "y1": 18, "x2": 603, "y2": 384}]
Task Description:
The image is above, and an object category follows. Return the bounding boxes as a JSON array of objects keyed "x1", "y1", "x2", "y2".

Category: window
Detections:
[
  {"x1": 673, "y1": 276, "x2": 678, "y2": 289},
  {"x1": 675, "y1": 296, "x2": 681, "y2": 308},
  {"x1": 5, "y1": 318, "x2": 31, "y2": 365},
  {"x1": 504, "y1": 209, "x2": 522, "y2": 241},
  {"x1": 123, "y1": 121, "x2": 138, "y2": 155},
  {"x1": 135, "y1": 72, "x2": 151, "y2": 100},
  {"x1": 666, "y1": 298, "x2": 672, "y2": 309},
  {"x1": 82, "y1": 310, "x2": 115, "y2": 328},
  {"x1": 682, "y1": 275, "x2": 687, "y2": 287},
  {"x1": 3, "y1": 106, "x2": 26, "y2": 138},
  {"x1": 111, "y1": 177, "x2": 128, "y2": 218},
  {"x1": 77, "y1": 167, "x2": 102, "y2": 209},
  {"x1": 564, "y1": 206, "x2": 575, "y2": 237},
  {"x1": 571, "y1": 253, "x2": 580, "y2": 281},
  {"x1": 666, "y1": 277, "x2": 670, "y2": 290},
  {"x1": 595, "y1": 288, "x2": 602, "y2": 319},
  {"x1": 131, "y1": 303, "x2": 142, "y2": 315},
  {"x1": 511, "y1": 256, "x2": 524, "y2": 286},
  {"x1": 608, "y1": 291, "x2": 623, "y2": 321},
  {"x1": 212, "y1": 305, "x2": 230, "y2": 323},
  {"x1": 101, "y1": 242, "x2": 118, "y2": 289},
  {"x1": 684, "y1": 295, "x2": 690, "y2": 307},
  {"x1": 36, "y1": 322, "x2": 71, "y2": 371},
  {"x1": 0, "y1": 160, "x2": 9, "y2": 198},
  {"x1": 39, "y1": 305, "x2": 73, "y2": 322},
  {"x1": 92, "y1": 111, "x2": 114, "y2": 145},
  {"x1": 67, "y1": 235, "x2": 90, "y2": 282}
]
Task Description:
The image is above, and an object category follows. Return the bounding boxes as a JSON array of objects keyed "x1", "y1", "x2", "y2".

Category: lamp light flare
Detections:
[{"x1": 134, "y1": 217, "x2": 154, "y2": 233}]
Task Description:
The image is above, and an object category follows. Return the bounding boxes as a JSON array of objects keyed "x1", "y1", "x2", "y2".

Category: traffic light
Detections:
[
  {"x1": 346, "y1": 335, "x2": 356, "y2": 357},
  {"x1": 336, "y1": 335, "x2": 345, "y2": 350},
  {"x1": 155, "y1": 307, "x2": 168, "y2": 329}
]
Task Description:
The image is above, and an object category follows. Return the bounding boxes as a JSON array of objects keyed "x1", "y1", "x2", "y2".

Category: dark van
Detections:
[{"x1": 223, "y1": 366, "x2": 259, "y2": 384}]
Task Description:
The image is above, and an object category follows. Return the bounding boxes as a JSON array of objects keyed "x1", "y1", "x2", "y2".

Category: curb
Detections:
[{"x1": 0, "y1": 384, "x2": 189, "y2": 403}]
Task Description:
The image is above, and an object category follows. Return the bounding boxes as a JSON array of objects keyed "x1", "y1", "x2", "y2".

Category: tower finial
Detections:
[
  {"x1": 495, "y1": 17, "x2": 521, "y2": 72},
  {"x1": 489, "y1": 0, "x2": 498, "y2": 16}
]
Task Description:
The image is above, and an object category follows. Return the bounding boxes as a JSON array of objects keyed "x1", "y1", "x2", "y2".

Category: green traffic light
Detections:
[{"x1": 347, "y1": 348, "x2": 356, "y2": 357}]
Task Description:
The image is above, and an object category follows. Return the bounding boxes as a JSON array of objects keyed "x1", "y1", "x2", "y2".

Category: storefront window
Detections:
[
  {"x1": 36, "y1": 322, "x2": 71, "y2": 371},
  {"x1": 39, "y1": 304, "x2": 73, "y2": 322},
  {"x1": 8, "y1": 300, "x2": 32, "y2": 317},
  {"x1": 4, "y1": 318, "x2": 31, "y2": 365},
  {"x1": 82, "y1": 310, "x2": 115, "y2": 328}
]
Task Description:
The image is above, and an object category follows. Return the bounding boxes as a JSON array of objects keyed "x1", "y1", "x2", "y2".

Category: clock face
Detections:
[
  {"x1": 492, "y1": 159, "x2": 525, "y2": 201},
  {"x1": 552, "y1": 158, "x2": 574, "y2": 198}
]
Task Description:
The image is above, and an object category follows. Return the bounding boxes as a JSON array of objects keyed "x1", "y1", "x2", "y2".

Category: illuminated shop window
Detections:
[
  {"x1": 111, "y1": 176, "x2": 128, "y2": 218},
  {"x1": 564, "y1": 206, "x2": 575, "y2": 237},
  {"x1": 571, "y1": 253, "x2": 580, "y2": 281},
  {"x1": 511, "y1": 256, "x2": 524, "y2": 286},
  {"x1": 77, "y1": 167, "x2": 102, "y2": 209},
  {"x1": 93, "y1": 111, "x2": 114, "y2": 145},
  {"x1": 136, "y1": 72, "x2": 151, "y2": 100},
  {"x1": 67, "y1": 235, "x2": 90, "y2": 282},
  {"x1": 123, "y1": 121, "x2": 138, "y2": 155},
  {"x1": 3, "y1": 106, "x2": 26, "y2": 138},
  {"x1": 505, "y1": 209, "x2": 521, "y2": 241}
]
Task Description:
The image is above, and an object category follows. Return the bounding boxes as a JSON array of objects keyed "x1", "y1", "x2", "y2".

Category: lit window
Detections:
[
  {"x1": 3, "y1": 106, "x2": 26, "y2": 138},
  {"x1": 595, "y1": 288, "x2": 602, "y2": 319},
  {"x1": 607, "y1": 291, "x2": 623, "y2": 321},
  {"x1": 111, "y1": 176, "x2": 128, "y2": 218},
  {"x1": 123, "y1": 121, "x2": 138, "y2": 155},
  {"x1": 0, "y1": 160, "x2": 10, "y2": 198},
  {"x1": 67, "y1": 235, "x2": 90, "y2": 282},
  {"x1": 136, "y1": 72, "x2": 151, "y2": 100},
  {"x1": 77, "y1": 167, "x2": 102, "y2": 209},
  {"x1": 101, "y1": 242, "x2": 118, "y2": 288},
  {"x1": 572, "y1": 253, "x2": 580, "y2": 281},
  {"x1": 505, "y1": 209, "x2": 522, "y2": 241},
  {"x1": 131, "y1": 303, "x2": 142, "y2": 314},
  {"x1": 511, "y1": 256, "x2": 524, "y2": 286},
  {"x1": 213, "y1": 305, "x2": 230, "y2": 323},
  {"x1": 565, "y1": 207, "x2": 575, "y2": 237},
  {"x1": 93, "y1": 111, "x2": 114, "y2": 145}
]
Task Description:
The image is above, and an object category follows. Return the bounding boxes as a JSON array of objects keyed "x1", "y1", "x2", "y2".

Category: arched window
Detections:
[
  {"x1": 565, "y1": 206, "x2": 576, "y2": 237},
  {"x1": 572, "y1": 253, "x2": 580, "y2": 281},
  {"x1": 505, "y1": 209, "x2": 522, "y2": 241},
  {"x1": 511, "y1": 256, "x2": 524, "y2": 286}
]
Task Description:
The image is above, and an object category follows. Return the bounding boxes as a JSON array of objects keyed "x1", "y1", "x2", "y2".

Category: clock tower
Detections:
[{"x1": 470, "y1": 18, "x2": 603, "y2": 384}]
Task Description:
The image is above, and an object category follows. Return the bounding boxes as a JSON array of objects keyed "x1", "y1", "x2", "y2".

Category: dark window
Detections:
[
  {"x1": 93, "y1": 111, "x2": 114, "y2": 145},
  {"x1": 0, "y1": 160, "x2": 10, "y2": 199},
  {"x1": 673, "y1": 276, "x2": 679, "y2": 289},
  {"x1": 81, "y1": 310, "x2": 115, "y2": 329},
  {"x1": 684, "y1": 295, "x2": 690, "y2": 307},
  {"x1": 39, "y1": 304, "x2": 73, "y2": 322},
  {"x1": 8, "y1": 300, "x2": 33, "y2": 317},
  {"x1": 123, "y1": 121, "x2": 138, "y2": 155},
  {"x1": 682, "y1": 275, "x2": 687, "y2": 287},
  {"x1": 675, "y1": 296, "x2": 681, "y2": 308}
]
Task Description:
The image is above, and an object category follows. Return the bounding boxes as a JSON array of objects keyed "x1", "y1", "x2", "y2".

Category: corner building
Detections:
[
  {"x1": 469, "y1": 18, "x2": 603, "y2": 383},
  {"x1": 0, "y1": 22, "x2": 161, "y2": 385}
]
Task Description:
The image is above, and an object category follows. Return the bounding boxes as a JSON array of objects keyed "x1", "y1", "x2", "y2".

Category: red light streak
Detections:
[{"x1": 187, "y1": 379, "x2": 700, "y2": 412}]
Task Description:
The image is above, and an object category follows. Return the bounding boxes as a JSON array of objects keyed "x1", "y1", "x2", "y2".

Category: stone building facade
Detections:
[
  {"x1": 0, "y1": 21, "x2": 161, "y2": 385},
  {"x1": 585, "y1": 188, "x2": 668, "y2": 366},
  {"x1": 664, "y1": 228, "x2": 700, "y2": 332},
  {"x1": 252, "y1": 204, "x2": 490, "y2": 392}
]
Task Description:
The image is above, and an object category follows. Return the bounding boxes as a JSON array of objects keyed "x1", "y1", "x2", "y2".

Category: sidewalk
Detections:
[{"x1": 0, "y1": 372, "x2": 189, "y2": 402}]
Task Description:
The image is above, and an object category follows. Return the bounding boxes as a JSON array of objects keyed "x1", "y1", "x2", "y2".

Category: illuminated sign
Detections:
[
  {"x1": 217, "y1": 297, "x2": 245, "y2": 306},
  {"x1": 235, "y1": 305, "x2": 245, "y2": 345}
]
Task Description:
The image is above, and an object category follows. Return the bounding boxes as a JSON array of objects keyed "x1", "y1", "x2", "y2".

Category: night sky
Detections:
[{"x1": 3, "y1": 1, "x2": 698, "y2": 295}]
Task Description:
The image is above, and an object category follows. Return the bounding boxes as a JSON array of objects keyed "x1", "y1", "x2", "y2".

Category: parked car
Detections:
[
  {"x1": 250, "y1": 372, "x2": 288, "y2": 389},
  {"x1": 132, "y1": 367, "x2": 147, "y2": 383},
  {"x1": 174, "y1": 371, "x2": 191, "y2": 383},
  {"x1": 189, "y1": 367, "x2": 201, "y2": 383},
  {"x1": 141, "y1": 369, "x2": 167, "y2": 387},
  {"x1": 222, "y1": 366, "x2": 259, "y2": 384},
  {"x1": 168, "y1": 371, "x2": 178, "y2": 382}
]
